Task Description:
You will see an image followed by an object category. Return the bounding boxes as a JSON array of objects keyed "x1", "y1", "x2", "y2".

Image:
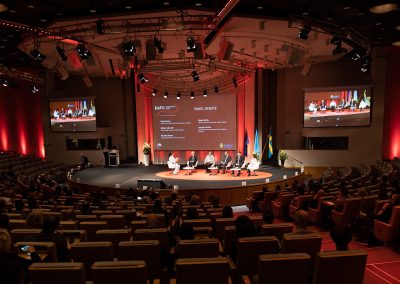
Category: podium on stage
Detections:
[{"x1": 109, "y1": 150, "x2": 120, "y2": 167}]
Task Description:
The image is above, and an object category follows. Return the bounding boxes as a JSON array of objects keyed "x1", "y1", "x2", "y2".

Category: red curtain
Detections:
[
  {"x1": 382, "y1": 47, "x2": 400, "y2": 159},
  {"x1": 0, "y1": 80, "x2": 45, "y2": 158}
]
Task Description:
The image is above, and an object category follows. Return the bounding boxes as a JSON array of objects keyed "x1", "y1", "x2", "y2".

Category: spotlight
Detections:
[
  {"x1": 187, "y1": 36, "x2": 197, "y2": 52},
  {"x1": 32, "y1": 85, "x2": 39, "y2": 93},
  {"x1": 298, "y1": 25, "x2": 311, "y2": 40},
  {"x1": 0, "y1": 77, "x2": 8, "y2": 87},
  {"x1": 152, "y1": 89, "x2": 157, "y2": 96},
  {"x1": 138, "y1": 74, "x2": 148, "y2": 84},
  {"x1": 360, "y1": 56, "x2": 371, "y2": 72},
  {"x1": 76, "y1": 44, "x2": 91, "y2": 60},
  {"x1": 163, "y1": 91, "x2": 168, "y2": 98},
  {"x1": 214, "y1": 86, "x2": 219, "y2": 93},
  {"x1": 122, "y1": 40, "x2": 136, "y2": 56},
  {"x1": 190, "y1": 92, "x2": 195, "y2": 99},
  {"x1": 177, "y1": 92, "x2": 181, "y2": 99},
  {"x1": 349, "y1": 49, "x2": 363, "y2": 61},
  {"x1": 56, "y1": 45, "x2": 68, "y2": 61},
  {"x1": 154, "y1": 36, "x2": 164, "y2": 54},
  {"x1": 203, "y1": 89, "x2": 207, "y2": 97},
  {"x1": 330, "y1": 38, "x2": 347, "y2": 55},
  {"x1": 191, "y1": 70, "x2": 199, "y2": 81},
  {"x1": 30, "y1": 46, "x2": 46, "y2": 62},
  {"x1": 96, "y1": 19, "x2": 105, "y2": 35},
  {"x1": 233, "y1": 78, "x2": 238, "y2": 87}
]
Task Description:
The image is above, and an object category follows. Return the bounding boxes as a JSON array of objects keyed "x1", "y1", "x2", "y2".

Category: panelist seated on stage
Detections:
[
  {"x1": 231, "y1": 151, "x2": 246, "y2": 176},
  {"x1": 247, "y1": 153, "x2": 260, "y2": 176},
  {"x1": 320, "y1": 100, "x2": 327, "y2": 111},
  {"x1": 218, "y1": 151, "x2": 232, "y2": 174},
  {"x1": 204, "y1": 151, "x2": 215, "y2": 173},
  {"x1": 308, "y1": 101, "x2": 318, "y2": 113},
  {"x1": 359, "y1": 99, "x2": 367, "y2": 110},
  {"x1": 329, "y1": 99, "x2": 337, "y2": 110},
  {"x1": 186, "y1": 151, "x2": 198, "y2": 174},
  {"x1": 168, "y1": 152, "x2": 180, "y2": 175}
]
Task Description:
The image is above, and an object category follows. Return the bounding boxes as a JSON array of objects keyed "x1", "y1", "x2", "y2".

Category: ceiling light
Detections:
[
  {"x1": 176, "y1": 92, "x2": 181, "y2": 99},
  {"x1": 138, "y1": 74, "x2": 148, "y2": 84},
  {"x1": 0, "y1": 77, "x2": 8, "y2": 87},
  {"x1": 89, "y1": 9, "x2": 97, "y2": 13},
  {"x1": 56, "y1": 45, "x2": 68, "y2": 61},
  {"x1": 396, "y1": 25, "x2": 400, "y2": 30},
  {"x1": 256, "y1": 0, "x2": 264, "y2": 10},
  {"x1": 122, "y1": 40, "x2": 136, "y2": 56},
  {"x1": 163, "y1": 2, "x2": 170, "y2": 5},
  {"x1": 203, "y1": 89, "x2": 207, "y2": 97},
  {"x1": 190, "y1": 92, "x2": 195, "y2": 99},
  {"x1": 32, "y1": 85, "x2": 39, "y2": 93},
  {"x1": 187, "y1": 36, "x2": 197, "y2": 52},
  {"x1": 370, "y1": 2, "x2": 398, "y2": 14},
  {"x1": 214, "y1": 86, "x2": 219, "y2": 93},
  {"x1": 125, "y1": 6, "x2": 132, "y2": 9},
  {"x1": 348, "y1": 49, "x2": 363, "y2": 61},
  {"x1": 298, "y1": 26, "x2": 311, "y2": 40},
  {"x1": 30, "y1": 46, "x2": 46, "y2": 62},
  {"x1": 154, "y1": 36, "x2": 164, "y2": 54},
  {"x1": 164, "y1": 91, "x2": 168, "y2": 98},
  {"x1": 195, "y1": 2, "x2": 203, "y2": 6},
  {"x1": 76, "y1": 44, "x2": 91, "y2": 59},
  {"x1": 27, "y1": 5, "x2": 35, "y2": 9},
  {"x1": 191, "y1": 70, "x2": 199, "y2": 81},
  {"x1": 152, "y1": 89, "x2": 157, "y2": 96},
  {"x1": 0, "y1": 4, "x2": 8, "y2": 12}
]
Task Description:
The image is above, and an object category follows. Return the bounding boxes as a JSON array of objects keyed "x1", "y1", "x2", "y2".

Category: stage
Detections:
[{"x1": 72, "y1": 164, "x2": 300, "y2": 190}]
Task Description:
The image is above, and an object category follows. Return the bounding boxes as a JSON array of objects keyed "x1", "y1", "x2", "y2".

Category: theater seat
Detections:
[
  {"x1": 288, "y1": 195, "x2": 313, "y2": 219},
  {"x1": 214, "y1": 218, "x2": 236, "y2": 242},
  {"x1": 236, "y1": 236, "x2": 280, "y2": 278},
  {"x1": 312, "y1": 250, "x2": 368, "y2": 284},
  {"x1": 258, "y1": 191, "x2": 276, "y2": 212},
  {"x1": 173, "y1": 257, "x2": 231, "y2": 284},
  {"x1": 96, "y1": 229, "x2": 131, "y2": 257},
  {"x1": 70, "y1": 241, "x2": 114, "y2": 280},
  {"x1": 10, "y1": 229, "x2": 41, "y2": 244},
  {"x1": 183, "y1": 218, "x2": 212, "y2": 228},
  {"x1": 246, "y1": 191, "x2": 263, "y2": 211},
  {"x1": 118, "y1": 240, "x2": 162, "y2": 280},
  {"x1": 99, "y1": 214, "x2": 125, "y2": 229},
  {"x1": 309, "y1": 196, "x2": 333, "y2": 225},
  {"x1": 92, "y1": 260, "x2": 148, "y2": 284},
  {"x1": 261, "y1": 223, "x2": 294, "y2": 240},
  {"x1": 29, "y1": 262, "x2": 86, "y2": 284},
  {"x1": 272, "y1": 193, "x2": 294, "y2": 218},
  {"x1": 15, "y1": 241, "x2": 57, "y2": 262},
  {"x1": 177, "y1": 239, "x2": 220, "y2": 258},
  {"x1": 252, "y1": 253, "x2": 310, "y2": 284},
  {"x1": 133, "y1": 228, "x2": 170, "y2": 254},
  {"x1": 374, "y1": 205, "x2": 400, "y2": 244},
  {"x1": 281, "y1": 234, "x2": 322, "y2": 267},
  {"x1": 223, "y1": 226, "x2": 236, "y2": 256},
  {"x1": 331, "y1": 198, "x2": 362, "y2": 226},
  {"x1": 79, "y1": 221, "x2": 108, "y2": 241}
]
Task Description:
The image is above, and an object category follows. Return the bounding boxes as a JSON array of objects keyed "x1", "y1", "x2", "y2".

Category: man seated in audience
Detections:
[
  {"x1": 186, "y1": 207, "x2": 199, "y2": 219},
  {"x1": 25, "y1": 215, "x2": 71, "y2": 262},
  {"x1": 330, "y1": 225, "x2": 353, "y2": 251},
  {"x1": 284, "y1": 210, "x2": 318, "y2": 236}
]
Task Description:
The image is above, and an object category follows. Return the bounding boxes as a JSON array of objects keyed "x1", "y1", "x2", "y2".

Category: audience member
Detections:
[
  {"x1": 25, "y1": 210, "x2": 43, "y2": 229},
  {"x1": 0, "y1": 228, "x2": 24, "y2": 284},
  {"x1": 330, "y1": 226, "x2": 353, "y2": 251},
  {"x1": 0, "y1": 214, "x2": 11, "y2": 231},
  {"x1": 222, "y1": 206, "x2": 234, "y2": 218},
  {"x1": 186, "y1": 207, "x2": 199, "y2": 219},
  {"x1": 262, "y1": 209, "x2": 275, "y2": 224},
  {"x1": 284, "y1": 210, "x2": 317, "y2": 236}
]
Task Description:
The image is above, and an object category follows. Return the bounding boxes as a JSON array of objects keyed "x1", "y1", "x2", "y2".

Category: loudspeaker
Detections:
[
  {"x1": 287, "y1": 46, "x2": 306, "y2": 65},
  {"x1": 146, "y1": 39, "x2": 156, "y2": 60},
  {"x1": 137, "y1": 179, "x2": 165, "y2": 189},
  {"x1": 193, "y1": 41, "x2": 205, "y2": 59},
  {"x1": 217, "y1": 40, "x2": 234, "y2": 61}
]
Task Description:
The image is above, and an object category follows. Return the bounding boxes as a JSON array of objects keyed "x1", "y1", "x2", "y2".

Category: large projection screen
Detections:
[{"x1": 152, "y1": 94, "x2": 237, "y2": 150}]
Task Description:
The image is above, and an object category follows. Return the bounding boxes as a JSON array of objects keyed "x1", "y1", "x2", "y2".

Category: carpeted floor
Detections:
[{"x1": 233, "y1": 208, "x2": 400, "y2": 284}]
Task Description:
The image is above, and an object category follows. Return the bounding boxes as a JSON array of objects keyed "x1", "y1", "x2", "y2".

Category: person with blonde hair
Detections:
[{"x1": 0, "y1": 228, "x2": 24, "y2": 284}]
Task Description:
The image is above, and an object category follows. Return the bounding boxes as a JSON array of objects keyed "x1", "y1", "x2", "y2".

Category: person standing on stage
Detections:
[
  {"x1": 80, "y1": 153, "x2": 89, "y2": 168},
  {"x1": 204, "y1": 151, "x2": 215, "y2": 174},
  {"x1": 186, "y1": 151, "x2": 198, "y2": 175},
  {"x1": 168, "y1": 152, "x2": 180, "y2": 175},
  {"x1": 232, "y1": 151, "x2": 245, "y2": 176},
  {"x1": 219, "y1": 151, "x2": 232, "y2": 174}
]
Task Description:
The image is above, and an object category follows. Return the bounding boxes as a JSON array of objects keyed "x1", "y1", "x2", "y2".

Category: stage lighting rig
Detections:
[
  {"x1": 30, "y1": 46, "x2": 46, "y2": 62},
  {"x1": 164, "y1": 91, "x2": 168, "y2": 98},
  {"x1": 177, "y1": 92, "x2": 181, "y2": 99},
  {"x1": 154, "y1": 36, "x2": 164, "y2": 54},
  {"x1": 76, "y1": 44, "x2": 91, "y2": 60},
  {"x1": 152, "y1": 89, "x2": 157, "y2": 96},
  {"x1": 191, "y1": 70, "x2": 199, "y2": 81},
  {"x1": 122, "y1": 40, "x2": 136, "y2": 56},
  {"x1": 360, "y1": 55, "x2": 371, "y2": 72},
  {"x1": 190, "y1": 91, "x2": 195, "y2": 99},
  {"x1": 56, "y1": 44, "x2": 68, "y2": 61},
  {"x1": 203, "y1": 89, "x2": 207, "y2": 97},
  {"x1": 32, "y1": 85, "x2": 39, "y2": 93},
  {"x1": 138, "y1": 73, "x2": 148, "y2": 84},
  {"x1": 187, "y1": 35, "x2": 197, "y2": 52}
]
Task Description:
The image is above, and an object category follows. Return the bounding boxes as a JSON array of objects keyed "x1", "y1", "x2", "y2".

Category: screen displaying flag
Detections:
[
  {"x1": 253, "y1": 129, "x2": 259, "y2": 155},
  {"x1": 268, "y1": 128, "x2": 273, "y2": 158},
  {"x1": 243, "y1": 129, "x2": 249, "y2": 157}
]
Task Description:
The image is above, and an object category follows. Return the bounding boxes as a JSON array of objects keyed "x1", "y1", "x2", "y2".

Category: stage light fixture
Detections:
[
  {"x1": 214, "y1": 86, "x2": 219, "y2": 93},
  {"x1": 187, "y1": 36, "x2": 197, "y2": 52},
  {"x1": 298, "y1": 25, "x2": 311, "y2": 40},
  {"x1": 154, "y1": 36, "x2": 164, "y2": 54},
  {"x1": 152, "y1": 89, "x2": 157, "y2": 96},
  {"x1": 138, "y1": 73, "x2": 148, "y2": 84},
  {"x1": 30, "y1": 46, "x2": 46, "y2": 62},
  {"x1": 370, "y1": 2, "x2": 398, "y2": 13},
  {"x1": 0, "y1": 77, "x2": 8, "y2": 87},
  {"x1": 76, "y1": 44, "x2": 91, "y2": 60},
  {"x1": 164, "y1": 91, "x2": 168, "y2": 98},
  {"x1": 360, "y1": 56, "x2": 371, "y2": 72},
  {"x1": 190, "y1": 91, "x2": 195, "y2": 99},
  {"x1": 177, "y1": 92, "x2": 181, "y2": 99},
  {"x1": 233, "y1": 78, "x2": 238, "y2": 87},
  {"x1": 122, "y1": 40, "x2": 136, "y2": 56},
  {"x1": 349, "y1": 49, "x2": 363, "y2": 61},
  {"x1": 32, "y1": 85, "x2": 39, "y2": 93},
  {"x1": 191, "y1": 70, "x2": 199, "y2": 81},
  {"x1": 203, "y1": 89, "x2": 207, "y2": 97},
  {"x1": 56, "y1": 45, "x2": 68, "y2": 61}
]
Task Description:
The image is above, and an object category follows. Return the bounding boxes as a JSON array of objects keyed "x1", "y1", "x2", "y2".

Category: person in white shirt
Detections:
[
  {"x1": 329, "y1": 99, "x2": 337, "y2": 109},
  {"x1": 247, "y1": 153, "x2": 259, "y2": 176},
  {"x1": 359, "y1": 99, "x2": 367, "y2": 110},
  {"x1": 308, "y1": 101, "x2": 318, "y2": 113},
  {"x1": 168, "y1": 152, "x2": 180, "y2": 175},
  {"x1": 204, "y1": 151, "x2": 215, "y2": 174}
]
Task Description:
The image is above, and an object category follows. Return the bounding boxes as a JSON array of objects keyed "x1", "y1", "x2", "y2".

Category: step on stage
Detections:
[{"x1": 72, "y1": 164, "x2": 300, "y2": 190}]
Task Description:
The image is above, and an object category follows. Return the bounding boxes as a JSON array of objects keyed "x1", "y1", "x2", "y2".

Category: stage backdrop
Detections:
[{"x1": 135, "y1": 73, "x2": 255, "y2": 165}]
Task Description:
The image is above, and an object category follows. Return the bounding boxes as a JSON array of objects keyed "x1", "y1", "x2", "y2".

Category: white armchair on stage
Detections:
[
  {"x1": 247, "y1": 160, "x2": 260, "y2": 176},
  {"x1": 167, "y1": 161, "x2": 180, "y2": 175}
]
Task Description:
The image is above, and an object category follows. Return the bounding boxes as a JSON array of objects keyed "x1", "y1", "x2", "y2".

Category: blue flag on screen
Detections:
[
  {"x1": 253, "y1": 129, "x2": 259, "y2": 155},
  {"x1": 268, "y1": 128, "x2": 273, "y2": 159},
  {"x1": 243, "y1": 129, "x2": 249, "y2": 157}
]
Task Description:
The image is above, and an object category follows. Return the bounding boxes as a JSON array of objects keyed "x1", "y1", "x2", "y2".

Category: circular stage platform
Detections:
[{"x1": 156, "y1": 170, "x2": 272, "y2": 181}]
